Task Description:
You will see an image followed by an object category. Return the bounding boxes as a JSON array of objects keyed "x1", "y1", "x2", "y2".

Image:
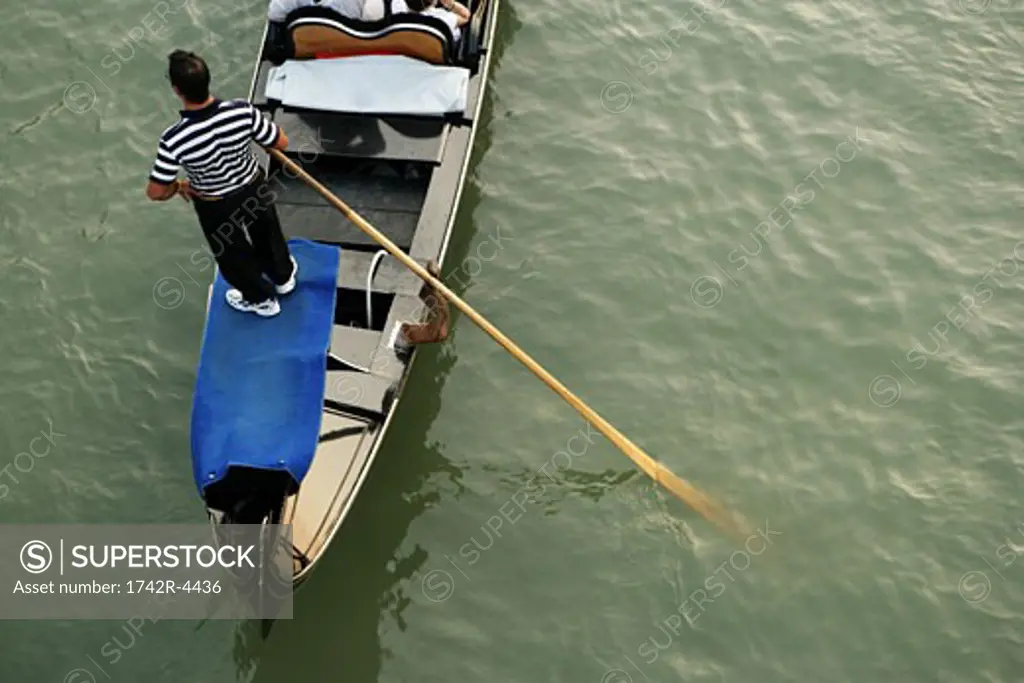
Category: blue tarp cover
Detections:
[{"x1": 191, "y1": 239, "x2": 340, "y2": 497}]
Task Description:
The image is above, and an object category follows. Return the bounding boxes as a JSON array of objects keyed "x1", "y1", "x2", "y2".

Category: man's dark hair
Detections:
[
  {"x1": 405, "y1": 0, "x2": 434, "y2": 11},
  {"x1": 167, "y1": 50, "x2": 210, "y2": 103}
]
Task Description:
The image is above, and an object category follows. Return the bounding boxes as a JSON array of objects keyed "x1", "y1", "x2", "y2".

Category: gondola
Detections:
[{"x1": 192, "y1": 0, "x2": 500, "y2": 594}]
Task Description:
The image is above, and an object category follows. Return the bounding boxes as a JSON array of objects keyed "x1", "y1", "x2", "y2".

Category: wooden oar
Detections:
[{"x1": 270, "y1": 149, "x2": 749, "y2": 539}]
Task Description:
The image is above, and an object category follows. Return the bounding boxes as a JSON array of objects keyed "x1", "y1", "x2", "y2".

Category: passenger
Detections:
[
  {"x1": 404, "y1": 0, "x2": 470, "y2": 41},
  {"x1": 362, "y1": 0, "x2": 470, "y2": 41},
  {"x1": 267, "y1": 0, "x2": 365, "y2": 22}
]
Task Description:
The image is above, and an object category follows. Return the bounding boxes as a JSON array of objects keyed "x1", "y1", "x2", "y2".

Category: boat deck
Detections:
[{"x1": 256, "y1": 107, "x2": 475, "y2": 576}]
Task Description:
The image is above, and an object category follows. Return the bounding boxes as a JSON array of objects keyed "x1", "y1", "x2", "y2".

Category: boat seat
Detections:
[
  {"x1": 266, "y1": 7, "x2": 457, "y2": 65},
  {"x1": 271, "y1": 109, "x2": 446, "y2": 164}
]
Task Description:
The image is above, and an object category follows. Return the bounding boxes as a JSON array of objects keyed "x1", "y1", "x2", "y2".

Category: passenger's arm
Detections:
[{"x1": 440, "y1": 0, "x2": 470, "y2": 25}]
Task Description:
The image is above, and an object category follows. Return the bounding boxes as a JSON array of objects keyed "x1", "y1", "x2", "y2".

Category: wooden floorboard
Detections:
[
  {"x1": 273, "y1": 111, "x2": 446, "y2": 163},
  {"x1": 272, "y1": 169, "x2": 428, "y2": 213},
  {"x1": 279, "y1": 205, "x2": 418, "y2": 249}
]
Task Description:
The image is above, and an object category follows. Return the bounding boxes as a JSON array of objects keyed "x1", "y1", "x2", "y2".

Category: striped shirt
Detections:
[{"x1": 149, "y1": 99, "x2": 281, "y2": 197}]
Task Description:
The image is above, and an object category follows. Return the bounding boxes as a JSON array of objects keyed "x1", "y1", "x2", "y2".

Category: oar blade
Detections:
[{"x1": 654, "y1": 464, "x2": 751, "y2": 541}]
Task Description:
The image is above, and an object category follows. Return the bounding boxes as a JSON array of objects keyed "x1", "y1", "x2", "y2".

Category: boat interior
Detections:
[{"x1": 204, "y1": 0, "x2": 498, "y2": 583}]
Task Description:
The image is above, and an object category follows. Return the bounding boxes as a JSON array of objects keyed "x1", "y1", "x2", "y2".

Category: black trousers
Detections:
[{"x1": 192, "y1": 174, "x2": 292, "y2": 304}]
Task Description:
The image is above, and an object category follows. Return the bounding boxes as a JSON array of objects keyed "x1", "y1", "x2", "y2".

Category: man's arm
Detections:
[
  {"x1": 250, "y1": 104, "x2": 289, "y2": 151},
  {"x1": 146, "y1": 139, "x2": 184, "y2": 201}
]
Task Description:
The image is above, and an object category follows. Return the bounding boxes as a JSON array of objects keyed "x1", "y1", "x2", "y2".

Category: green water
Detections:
[{"x1": 4, "y1": 0, "x2": 1024, "y2": 680}]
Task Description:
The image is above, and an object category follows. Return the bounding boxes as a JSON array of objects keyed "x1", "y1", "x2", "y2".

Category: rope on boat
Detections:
[
  {"x1": 366, "y1": 249, "x2": 388, "y2": 328},
  {"x1": 326, "y1": 250, "x2": 391, "y2": 375}
]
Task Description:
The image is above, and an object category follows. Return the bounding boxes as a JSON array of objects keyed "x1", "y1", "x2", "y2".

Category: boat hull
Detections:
[{"x1": 201, "y1": 0, "x2": 501, "y2": 588}]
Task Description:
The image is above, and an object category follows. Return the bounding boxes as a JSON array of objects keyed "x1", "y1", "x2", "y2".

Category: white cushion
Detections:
[{"x1": 265, "y1": 56, "x2": 469, "y2": 115}]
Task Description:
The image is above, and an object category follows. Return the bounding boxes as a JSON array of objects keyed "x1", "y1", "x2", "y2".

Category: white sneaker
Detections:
[
  {"x1": 225, "y1": 289, "x2": 281, "y2": 317},
  {"x1": 275, "y1": 257, "x2": 298, "y2": 296}
]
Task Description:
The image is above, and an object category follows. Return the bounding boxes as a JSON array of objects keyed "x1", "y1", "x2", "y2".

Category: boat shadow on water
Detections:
[
  {"x1": 230, "y1": 342, "x2": 463, "y2": 682},
  {"x1": 229, "y1": 177, "x2": 492, "y2": 679},
  {"x1": 225, "y1": 167, "x2": 647, "y2": 678}
]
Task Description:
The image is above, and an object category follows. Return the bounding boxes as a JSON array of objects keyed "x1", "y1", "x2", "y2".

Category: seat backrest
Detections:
[{"x1": 284, "y1": 6, "x2": 455, "y2": 65}]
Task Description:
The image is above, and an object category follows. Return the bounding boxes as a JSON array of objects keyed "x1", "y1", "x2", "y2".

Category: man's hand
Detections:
[
  {"x1": 176, "y1": 179, "x2": 193, "y2": 202},
  {"x1": 146, "y1": 179, "x2": 181, "y2": 201},
  {"x1": 271, "y1": 129, "x2": 289, "y2": 151}
]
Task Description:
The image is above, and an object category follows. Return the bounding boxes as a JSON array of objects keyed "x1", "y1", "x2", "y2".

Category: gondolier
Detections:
[{"x1": 146, "y1": 49, "x2": 297, "y2": 318}]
